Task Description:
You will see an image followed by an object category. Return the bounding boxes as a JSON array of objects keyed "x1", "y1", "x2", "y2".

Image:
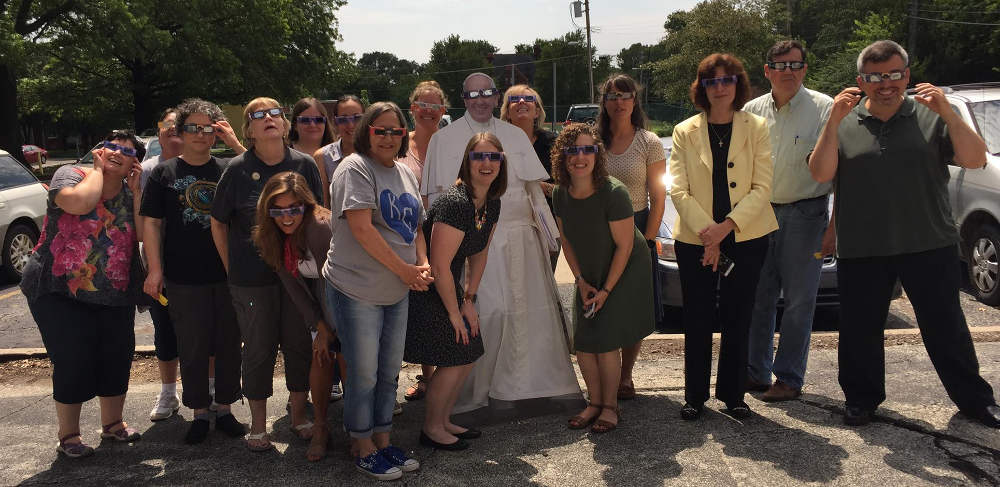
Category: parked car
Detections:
[
  {"x1": 943, "y1": 82, "x2": 1000, "y2": 304},
  {"x1": 75, "y1": 142, "x2": 103, "y2": 165},
  {"x1": 438, "y1": 114, "x2": 453, "y2": 129},
  {"x1": 563, "y1": 104, "x2": 599, "y2": 127},
  {"x1": 143, "y1": 138, "x2": 161, "y2": 162},
  {"x1": 0, "y1": 149, "x2": 49, "y2": 280},
  {"x1": 21, "y1": 144, "x2": 48, "y2": 166}
]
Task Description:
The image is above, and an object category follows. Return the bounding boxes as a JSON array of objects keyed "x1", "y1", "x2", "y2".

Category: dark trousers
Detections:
[
  {"x1": 633, "y1": 208, "x2": 664, "y2": 324},
  {"x1": 148, "y1": 293, "x2": 179, "y2": 362},
  {"x1": 676, "y1": 236, "x2": 768, "y2": 406},
  {"x1": 837, "y1": 245, "x2": 996, "y2": 412},
  {"x1": 167, "y1": 281, "x2": 242, "y2": 409}
]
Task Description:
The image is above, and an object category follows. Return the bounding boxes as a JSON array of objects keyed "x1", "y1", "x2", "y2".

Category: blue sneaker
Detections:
[
  {"x1": 356, "y1": 450, "x2": 402, "y2": 481},
  {"x1": 379, "y1": 445, "x2": 420, "y2": 472}
]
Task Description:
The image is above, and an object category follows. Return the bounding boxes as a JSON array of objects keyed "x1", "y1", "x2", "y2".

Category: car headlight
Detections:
[{"x1": 655, "y1": 236, "x2": 676, "y2": 261}]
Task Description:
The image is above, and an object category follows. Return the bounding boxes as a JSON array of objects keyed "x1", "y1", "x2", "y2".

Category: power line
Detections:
[
  {"x1": 418, "y1": 52, "x2": 589, "y2": 76},
  {"x1": 917, "y1": 8, "x2": 1000, "y2": 14},
  {"x1": 908, "y1": 14, "x2": 1000, "y2": 26}
]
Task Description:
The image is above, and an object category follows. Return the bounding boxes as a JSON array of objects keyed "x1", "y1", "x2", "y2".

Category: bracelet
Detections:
[
  {"x1": 601, "y1": 287, "x2": 611, "y2": 294},
  {"x1": 463, "y1": 292, "x2": 477, "y2": 304}
]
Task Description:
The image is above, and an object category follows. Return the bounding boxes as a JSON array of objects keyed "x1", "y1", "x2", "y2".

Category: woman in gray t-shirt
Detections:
[{"x1": 322, "y1": 102, "x2": 429, "y2": 480}]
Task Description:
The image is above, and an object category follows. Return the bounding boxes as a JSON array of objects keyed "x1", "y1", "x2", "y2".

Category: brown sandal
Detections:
[
  {"x1": 617, "y1": 381, "x2": 636, "y2": 400},
  {"x1": 591, "y1": 405, "x2": 621, "y2": 434},
  {"x1": 404, "y1": 375, "x2": 428, "y2": 401},
  {"x1": 568, "y1": 403, "x2": 603, "y2": 429}
]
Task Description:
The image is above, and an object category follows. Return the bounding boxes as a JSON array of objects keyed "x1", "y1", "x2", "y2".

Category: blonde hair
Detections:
[
  {"x1": 409, "y1": 80, "x2": 449, "y2": 107},
  {"x1": 242, "y1": 97, "x2": 290, "y2": 148},
  {"x1": 500, "y1": 84, "x2": 546, "y2": 129}
]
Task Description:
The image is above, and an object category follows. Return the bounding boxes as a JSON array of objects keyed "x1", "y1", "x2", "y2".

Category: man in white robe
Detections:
[{"x1": 421, "y1": 73, "x2": 583, "y2": 417}]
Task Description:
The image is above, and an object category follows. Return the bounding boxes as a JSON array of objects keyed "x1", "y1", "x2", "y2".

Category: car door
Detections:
[{"x1": 0, "y1": 154, "x2": 48, "y2": 232}]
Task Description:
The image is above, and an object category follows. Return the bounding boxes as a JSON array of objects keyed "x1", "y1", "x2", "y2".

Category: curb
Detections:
[{"x1": 0, "y1": 345, "x2": 157, "y2": 362}]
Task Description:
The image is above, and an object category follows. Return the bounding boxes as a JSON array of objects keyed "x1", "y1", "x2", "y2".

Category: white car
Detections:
[{"x1": 0, "y1": 149, "x2": 49, "y2": 280}]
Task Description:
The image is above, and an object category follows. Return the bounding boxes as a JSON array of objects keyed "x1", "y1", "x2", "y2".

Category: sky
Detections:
[{"x1": 334, "y1": 0, "x2": 702, "y2": 65}]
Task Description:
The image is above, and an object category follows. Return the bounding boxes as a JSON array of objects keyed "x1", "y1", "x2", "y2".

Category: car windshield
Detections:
[
  {"x1": 570, "y1": 107, "x2": 598, "y2": 120},
  {"x1": 0, "y1": 155, "x2": 40, "y2": 189},
  {"x1": 970, "y1": 100, "x2": 1000, "y2": 155},
  {"x1": 144, "y1": 138, "x2": 162, "y2": 161}
]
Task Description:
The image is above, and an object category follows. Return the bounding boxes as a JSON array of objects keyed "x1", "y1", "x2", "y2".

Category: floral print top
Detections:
[{"x1": 20, "y1": 165, "x2": 142, "y2": 306}]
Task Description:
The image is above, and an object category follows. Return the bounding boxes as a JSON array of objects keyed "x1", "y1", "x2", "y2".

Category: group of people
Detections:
[{"x1": 22, "y1": 37, "x2": 999, "y2": 482}]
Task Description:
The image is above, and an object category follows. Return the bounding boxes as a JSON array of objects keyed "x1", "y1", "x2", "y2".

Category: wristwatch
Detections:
[{"x1": 463, "y1": 292, "x2": 477, "y2": 304}]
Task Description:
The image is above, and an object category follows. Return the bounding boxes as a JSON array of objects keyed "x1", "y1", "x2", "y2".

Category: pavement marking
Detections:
[{"x1": 0, "y1": 290, "x2": 20, "y2": 301}]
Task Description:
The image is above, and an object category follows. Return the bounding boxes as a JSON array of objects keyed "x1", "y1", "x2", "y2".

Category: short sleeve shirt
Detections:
[
  {"x1": 323, "y1": 153, "x2": 425, "y2": 305},
  {"x1": 140, "y1": 156, "x2": 228, "y2": 284},
  {"x1": 211, "y1": 148, "x2": 323, "y2": 286},
  {"x1": 833, "y1": 97, "x2": 958, "y2": 258},
  {"x1": 605, "y1": 129, "x2": 666, "y2": 211},
  {"x1": 20, "y1": 165, "x2": 141, "y2": 305}
]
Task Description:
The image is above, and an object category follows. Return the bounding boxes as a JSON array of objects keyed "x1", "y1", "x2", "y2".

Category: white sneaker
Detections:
[
  {"x1": 393, "y1": 400, "x2": 403, "y2": 416},
  {"x1": 149, "y1": 392, "x2": 180, "y2": 421},
  {"x1": 329, "y1": 384, "x2": 343, "y2": 402}
]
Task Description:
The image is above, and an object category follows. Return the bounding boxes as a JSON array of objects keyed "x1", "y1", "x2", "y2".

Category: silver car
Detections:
[
  {"x1": 0, "y1": 150, "x2": 49, "y2": 280},
  {"x1": 945, "y1": 83, "x2": 1000, "y2": 305}
]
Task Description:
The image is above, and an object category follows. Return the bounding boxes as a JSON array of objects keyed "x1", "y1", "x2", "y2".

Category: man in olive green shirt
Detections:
[
  {"x1": 744, "y1": 40, "x2": 833, "y2": 402},
  {"x1": 809, "y1": 40, "x2": 998, "y2": 428}
]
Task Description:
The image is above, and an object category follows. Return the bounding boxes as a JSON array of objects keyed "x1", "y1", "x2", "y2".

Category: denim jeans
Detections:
[
  {"x1": 747, "y1": 196, "x2": 828, "y2": 389},
  {"x1": 326, "y1": 283, "x2": 408, "y2": 439}
]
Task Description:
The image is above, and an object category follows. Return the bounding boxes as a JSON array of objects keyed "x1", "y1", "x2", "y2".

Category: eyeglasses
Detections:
[
  {"x1": 102, "y1": 141, "x2": 137, "y2": 157},
  {"x1": 333, "y1": 114, "x2": 363, "y2": 125},
  {"x1": 157, "y1": 120, "x2": 176, "y2": 130},
  {"x1": 563, "y1": 145, "x2": 599, "y2": 155},
  {"x1": 180, "y1": 124, "x2": 216, "y2": 134},
  {"x1": 413, "y1": 101, "x2": 446, "y2": 110},
  {"x1": 469, "y1": 151, "x2": 504, "y2": 162},
  {"x1": 701, "y1": 75, "x2": 738, "y2": 88},
  {"x1": 249, "y1": 107, "x2": 284, "y2": 120},
  {"x1": 462, "y1": 88, "x2": 500, "y2": 99},
  {"x1": 268, "y1": 205, "x2": 305, "y2": 218},
  {"x1": 296, "y1": 116, "x2": 326, "y2": 125},
  {"x1": 859, "y1": 71, "x2": 905, "y2": 83},
  {"x1": 369, "y1": 126, "x2": 406, "y2": 137},
  {"x1": 603, "y1": 92, "x2": 635, "y2": 101},
  {"x1": 508, "y1": 95, "x2": 536, "y2": 104},
  {"x1": 767, "y1": 61, "x2": 805, "y2": 71}
]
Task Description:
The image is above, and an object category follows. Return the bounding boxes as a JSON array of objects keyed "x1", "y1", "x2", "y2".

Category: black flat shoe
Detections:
[
  {"x1": 962, "y1": 404, "x2": 1000, "y2": 428},
  {"x1": 184, "y1": 419, "x2": 210, "y2": 444},
  {"x1": 215, "y1": 413, "x2": 247, "y2": 438},
  {"x1": 844, "y1": 406, "x2": 874, "y2": 426},
  {"x1": 680, "y1": 403, "x2": 703, "y2": 421},
  {"x1": 724, "y1": 402, "x2": 752, "y2": 420},
  {"x1": 419, "y1": 431, "x2": 469, "y2": 451},
  {"x1": 453, "y1": 428, "x2": 481, "y2": 440}
]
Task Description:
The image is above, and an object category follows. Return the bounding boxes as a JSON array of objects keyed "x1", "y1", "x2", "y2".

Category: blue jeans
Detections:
[
  {"x1": 747, "y1": 196, "x2": 828, "y2": 389},
  {"x1": 326, "y1": 284, "x2": 408, "y2": 439}
]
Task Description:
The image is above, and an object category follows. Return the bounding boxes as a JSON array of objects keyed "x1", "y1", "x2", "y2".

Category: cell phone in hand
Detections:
[
  {"x1": 583, "y1": 292, "x2": 598, "y2": 319},
  {"x1": 718, "y1": 252, "x2": 735, "y2": 277}
]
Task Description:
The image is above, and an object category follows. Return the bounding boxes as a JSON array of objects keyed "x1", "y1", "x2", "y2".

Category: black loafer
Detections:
[
  {"x1": 680, "y1": 403, "x2": 703, "y2": 421},
  {"x1": 963, "y1": 404, "x2": 1000, "y2": 428},
  {"x1": 724, "y1": 402, "x2": 752, "y2": 420},
  {"x1": 215, "y1": 413, "x2": 247, "y2": 438},
  {"x1": 184, "y1": 419, "x2": 210, "y2": 444},
  {"x1": 454, "y1": 428, "x2": 482, "y2": 440},
  {"x1": 844, "y1": 406, "x2": 874, "y2": 426},
  {"x1": 419, "y1": 431, "x2": 469, "y2": 450}
]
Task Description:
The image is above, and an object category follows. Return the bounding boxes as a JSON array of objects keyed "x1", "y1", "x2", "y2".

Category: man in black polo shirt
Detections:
[{"x1": 809, "y1": 40, "x2": 999, "y2": 428}]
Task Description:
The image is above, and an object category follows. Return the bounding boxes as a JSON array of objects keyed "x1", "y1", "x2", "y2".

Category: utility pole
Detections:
[
  {"x1": 552, "y1": 61, "x2": 558, "y2": 131},
  {"x1": 908, "y1": 0, "x2": 919, "y2": 60},
  {"x1": 572, "y1": 0, "x2": 594, "y2": 103}
]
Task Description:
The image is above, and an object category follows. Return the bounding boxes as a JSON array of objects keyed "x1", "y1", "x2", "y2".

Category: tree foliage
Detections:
[
  {"x1": 425, "y1": 35, "x2": 497, "y2": 108},
  {"x1": 514, "y1": 30, "x2": 614, "y2": 120}
]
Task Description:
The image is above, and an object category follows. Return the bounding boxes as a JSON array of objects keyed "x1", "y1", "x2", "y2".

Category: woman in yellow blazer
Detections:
[{"x1": 669, "y1": 53, "x2": 777, "y2": 421}]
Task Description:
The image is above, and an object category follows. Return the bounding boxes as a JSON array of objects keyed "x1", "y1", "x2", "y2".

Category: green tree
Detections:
[
  {"x1": 425, "y1": 35, "x2": 497, "y2": 107},
  {"x1": 808, "y1": 13, "x2": 904, "y2": 95},
  {"x1": 350, "y1": 51, "x2": 422, "y2": 109},
  {"x1": 514, "y1": 30, "x2": 607, "y2": 122}
]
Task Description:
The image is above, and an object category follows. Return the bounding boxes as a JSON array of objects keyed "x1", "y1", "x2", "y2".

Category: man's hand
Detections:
[
  {"x1": 912, "y1": 83, "x2": 951, "y2": 117},
  {"x1": 830, "y1": 87, "x2": 862, "y2": 124}
]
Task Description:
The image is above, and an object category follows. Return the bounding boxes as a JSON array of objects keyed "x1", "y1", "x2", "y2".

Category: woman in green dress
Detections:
[{"x1": 551, "y1": 123, "x2": 654, "y2": 434}]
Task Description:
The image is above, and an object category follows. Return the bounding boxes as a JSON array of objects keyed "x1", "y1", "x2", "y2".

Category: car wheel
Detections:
[
  {"x1": 2, "y1": 224, "x2": 38, "y2": 281},
  {"x1": 967, "y1": 223, "x2": 1000, "y2": 305}
]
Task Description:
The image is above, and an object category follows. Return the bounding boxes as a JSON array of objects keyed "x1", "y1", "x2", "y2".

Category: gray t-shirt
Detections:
[{"x1": 323, "y1": 152, "x2": 425, "y2": 305}]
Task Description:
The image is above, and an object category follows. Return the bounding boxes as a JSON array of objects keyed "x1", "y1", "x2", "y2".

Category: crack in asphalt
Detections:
[{"x1": 0, "y1": 393, "x2": 49, "y2": 422}]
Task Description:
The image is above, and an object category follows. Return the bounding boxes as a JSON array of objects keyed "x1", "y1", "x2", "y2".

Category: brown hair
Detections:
[
  {"x1": 353, "y1": 102, "x2": 409, "y2": 159},
  {"x1": 289, "y1": 97, "x2": 335, "y2": 146},
  {"x1": 766, "y1": 40, "x2": 807, "y2": 63},
  {"x1": 242, "y1": 97, "x2": 290, "y2": 148},
  {"x1": 596, "y1": 73, "x2": 648, "y2": 148},
  {"x1": 252, "y1": 171, "x2": 331, "y2": 272},
  {"x1": 550, "y1": 123, "x2": 609, "y2": 187},
  {"x1": 455, "y1": 132, "x2": 508, "y2": 201},
  {"x1": 499, "y1": 84, "x2": 546, "y2": 129},
  {"x1": 689, "y1": 53, "x2": 751, "y2": 112}
]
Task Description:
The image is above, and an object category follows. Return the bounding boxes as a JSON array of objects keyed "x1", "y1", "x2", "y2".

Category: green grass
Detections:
[{"x1": 648, "y1": 120, "x2": 675, "y2": 138}]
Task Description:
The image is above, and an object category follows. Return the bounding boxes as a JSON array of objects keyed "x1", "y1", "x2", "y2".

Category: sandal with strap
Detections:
[
  {"x1": 56, "y1": 433, "x2": 94, "y2": 458},
  {"x1": 591, "y1": 405, "x2": 621, "y2": 434},
  {"x1": 404, "y1": 375, "x2": 428, "y2": 401},
  {"x1": 568, "y1": 403, "x2": 603, "y2": 430},
  {"x1": 101, "y1": 420, "x2": 141, "y2": 442},
  {"x1": 246, "y1": 431, "x2": 274, "y2": 452},
  {"x1": 289, "y1": 421, "x2": 314, "y2": 441}
]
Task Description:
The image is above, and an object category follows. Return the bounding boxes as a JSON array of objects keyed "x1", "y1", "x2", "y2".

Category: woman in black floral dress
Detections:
[{"x1": 404, "y1": 132, "x2": 506, "y2": 450}]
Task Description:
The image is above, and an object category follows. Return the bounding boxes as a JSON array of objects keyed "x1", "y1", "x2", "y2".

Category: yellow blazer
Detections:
[{"x1": 669, "y1": 111, "x2": 778, "y2": 245}]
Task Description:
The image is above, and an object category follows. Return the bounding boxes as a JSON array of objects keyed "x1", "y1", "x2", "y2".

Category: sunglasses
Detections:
[
  {"x1": 603, "y1": 92, "x2": 635, "y2": 101},
  {"x1": 701, "y1": 75, "x2": 738, "y2": 88},
  {"x1": 268, "y1": 205, "x2": 306, "y2": 218},
  {"x1": 369, "y1": 126, "x2": 407, "y2": 137},
  {"x1": 249, "y1": 107, "x2": 284, "y2": 120},
  {"x1": 469, "y1": 151, "x2": 504, "y2": 162},
  {"x1": 563, "y1": 145, "x2": 599, "y2": 155},
  {"x1": 413, "y1": 101, "x2": 446, "y2": 110},
  {"x1": 157, "y1": 120, "x2": 176, "y2": 130},
  {"x1": 508, "y1": 95, "x2": 536, "y2": 103},
  {"x1": 296, "y1": 116, "x2": 326, "y2": 125},
  {"x1": 462, "y1": 88, "x2": 500, "y2": 99},
  {"x1": 333, "y1": 113, "x2": 363, "y2": 125},
  {"x1": 180, "y1": 124, "x2": 216, "y2": 134},
  {"x1": 767, "y1": 61, "x2": 806, "y2": 71},
  {"x1": 102, "y1": 141, "x2": 137, "y2": 157},
  {"x1": 859, "y1": 71, "x2": 905, "y2": 83}
]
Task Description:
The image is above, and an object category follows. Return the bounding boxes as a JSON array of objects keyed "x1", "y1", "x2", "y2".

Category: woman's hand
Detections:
[
  {"x1": 698, "y1": 219, "x2": 735, "y2": 248},
  {"x1": 460, "y1": 298, "x2": 479, "y2": 339},
  {"x1": 577, "y1": 278, "x2": 597, "y2": 302},
  {"x1": 91, "y1": 147, "x2": 109, "y2": 172},
  {"x1": 583, "y1": 288, "x2": 610, "y2": 314},
  {"x1": 540, "y1": 181, "x2": 555, "y2": 198},
  {"x1": 142, "y1": 271, "x2": 163, "y2": 300},
  {"x1": 701, "y1": 244, "x2": 721, "y2": 271},
  {"x1": 213, "y1": 120, "x2": 246, "y2": 153},
  {"x1": 126, "y1": 160, "x2": 142, "y2": 194},
  {"x1": 312, "y1": 325, "x2": 332, "y2": 366},
  {"x1": 399, "y1": 264, "x2": 434, "y2": 290},
  {"x1": 449, "y1": 311, "x2": 470, "y2": 345}
]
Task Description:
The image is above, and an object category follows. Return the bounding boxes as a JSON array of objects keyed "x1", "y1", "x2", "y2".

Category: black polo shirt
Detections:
[{"x1": 833, "y1": 96, "x2": 958, "y2": 259}]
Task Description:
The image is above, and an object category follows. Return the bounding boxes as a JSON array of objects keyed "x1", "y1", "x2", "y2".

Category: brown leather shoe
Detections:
[
  {"x1": 761, "y1": 381, "x2": 802, "y2": 402},
  {"x1": 745, "y1": 378, "x2": 771, "y2": 393}
]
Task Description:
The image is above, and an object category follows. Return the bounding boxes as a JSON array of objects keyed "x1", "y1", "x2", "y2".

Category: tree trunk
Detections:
[{"x1": 0, "y1": 64, "x2": 28, "y2": 167}]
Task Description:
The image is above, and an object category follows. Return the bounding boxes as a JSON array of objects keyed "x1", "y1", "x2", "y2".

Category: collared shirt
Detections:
[
  {"x1": 744, "y1": 85, "x2": 833, "y2": 203},
  {"x1": 833, "y1": 96, "x2": 958, "y2": 259}
]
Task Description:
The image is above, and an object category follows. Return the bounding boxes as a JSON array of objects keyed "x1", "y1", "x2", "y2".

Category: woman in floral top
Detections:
[{"x1": 20, "y1": 131, "x2": 146, "y2": 459}]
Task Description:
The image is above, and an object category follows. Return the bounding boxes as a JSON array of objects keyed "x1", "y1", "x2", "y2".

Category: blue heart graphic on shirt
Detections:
[{"x1": 379, "y1": 190, "x2": 420, "y2": 244}]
